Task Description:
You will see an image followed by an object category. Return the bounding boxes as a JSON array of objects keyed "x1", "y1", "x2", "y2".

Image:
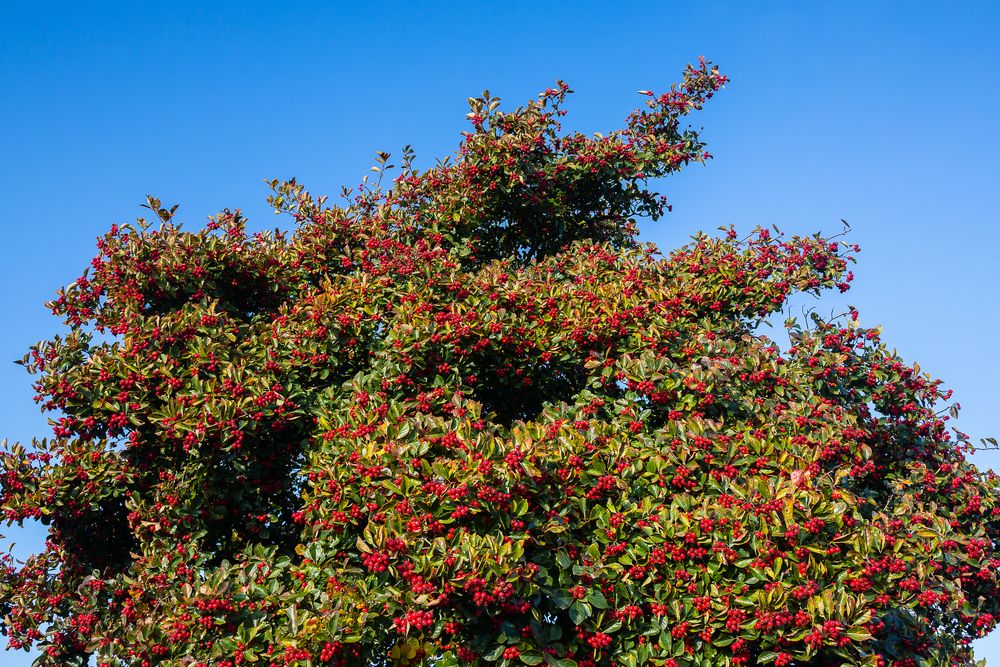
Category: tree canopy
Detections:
[{"x1": 2, "y1": 59, "x2": 999, "y2": 667}]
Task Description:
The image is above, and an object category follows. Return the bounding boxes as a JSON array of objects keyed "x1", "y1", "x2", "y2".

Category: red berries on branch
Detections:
[{"x1": 0, "y1": 59, "x2": 997, "y2": 667}]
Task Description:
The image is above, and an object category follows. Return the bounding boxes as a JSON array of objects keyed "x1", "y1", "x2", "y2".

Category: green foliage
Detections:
[{"x1": 2, "y1": 59, "x2": 998, "y2": 667}]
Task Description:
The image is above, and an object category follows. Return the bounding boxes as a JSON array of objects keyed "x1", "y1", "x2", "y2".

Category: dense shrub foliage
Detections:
[{"x1": 2, "y1": 60, "x2": 999, "y2": 667}]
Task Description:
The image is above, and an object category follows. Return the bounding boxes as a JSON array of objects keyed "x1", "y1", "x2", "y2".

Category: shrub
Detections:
[{"x1": 2, "y1": 59, "x2": 998, "y2": 667}]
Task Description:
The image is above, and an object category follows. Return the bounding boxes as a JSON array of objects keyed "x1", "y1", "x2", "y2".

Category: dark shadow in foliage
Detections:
[
  {"x1": 196, "y1": 435, "x2": 307, "y2": 567},
  {"x1": 471, "y1": 358, "x2": 588, "y2": 427},
  {"x1": 52, "y1": 496, "x2": 136, "y2": 574},
  {"x1": 468, "y1": 172, "x2": 646, "y2": 269}
]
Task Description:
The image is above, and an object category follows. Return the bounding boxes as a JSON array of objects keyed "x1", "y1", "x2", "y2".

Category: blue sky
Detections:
[{"x1": 1, "y1": 1, "x2": 998, "y2": 664}]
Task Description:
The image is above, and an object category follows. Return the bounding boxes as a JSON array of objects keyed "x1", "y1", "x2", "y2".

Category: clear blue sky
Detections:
[{"x1": 1, "y1": 2, "x2": 998, "y2": 664}]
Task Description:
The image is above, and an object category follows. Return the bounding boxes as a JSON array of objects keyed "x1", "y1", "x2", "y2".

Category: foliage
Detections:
[{"x1": 2, "y1": 59, "x2": 999, "y2": 667}]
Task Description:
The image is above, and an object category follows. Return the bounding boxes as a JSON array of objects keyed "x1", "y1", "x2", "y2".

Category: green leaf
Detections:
[
  {"x1": 548, "y1": 589, "x2": 573, "y2": 610},
  {"x1": 484, "y1": 645, "x2": 505, "y2": 661},
  {"x1": 844, "y1": 627, "x2": 872, "y2": 641},
  {"x1": 568, "y1": 601, "x2": 592, "y2": 625},
  {"x1": 586, "y1": 589, "x2": 608, "y2": 609}
]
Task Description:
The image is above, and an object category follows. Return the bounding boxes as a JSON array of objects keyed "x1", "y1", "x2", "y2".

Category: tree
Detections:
[{"x1": 1, "y1": 58, "x2": 998, "y2": 667}]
